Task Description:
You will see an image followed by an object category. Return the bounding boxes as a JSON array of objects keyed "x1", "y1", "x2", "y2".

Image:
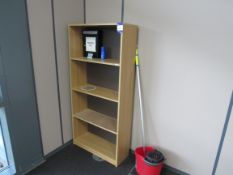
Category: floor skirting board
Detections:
[{"x1": 44, "y1": 140, "x2": 73, "y2": 159}]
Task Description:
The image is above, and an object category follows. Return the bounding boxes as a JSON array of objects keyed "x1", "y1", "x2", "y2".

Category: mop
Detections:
[
  {"x1": 135, "y1": 49, "x2": 146, "y2": 154},
  {"x1": 128, "y1": 49, "x2": 146, "y2": 175},
  {"x1": 129, "y1": 49, "x2": 164, "y2": 175}
]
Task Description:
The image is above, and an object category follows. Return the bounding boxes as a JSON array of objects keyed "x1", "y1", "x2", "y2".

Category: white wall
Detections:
[{"x1": 125, "y1": 0, "x2": 233, "y2": 174}]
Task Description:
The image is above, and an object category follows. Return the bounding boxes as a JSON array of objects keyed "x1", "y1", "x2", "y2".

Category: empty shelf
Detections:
[
  {"x1": 74, "y1": 109, "x2": 117, "y2": 134},
  {"x1": 74, "y1": 132, "x2": 116, "y2": 165},
  {"x1": 71, "y1": 57, "x2": 120, "y2": 67},
  {"x1": 72, "y1": 84, "x2": 118, "y2": 102}
]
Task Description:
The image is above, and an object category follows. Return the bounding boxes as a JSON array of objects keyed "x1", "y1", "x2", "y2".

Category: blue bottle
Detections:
[{"x1": 100, "y1": 47, "x2": 106, "y2": 60}]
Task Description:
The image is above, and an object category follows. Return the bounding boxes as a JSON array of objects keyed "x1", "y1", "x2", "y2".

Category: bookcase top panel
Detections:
[{"x1": 68, "y1": 23, "x2": 137, "y2": 27}]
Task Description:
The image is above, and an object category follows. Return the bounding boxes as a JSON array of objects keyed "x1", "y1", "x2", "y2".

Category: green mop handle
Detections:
[
  {"x1": 135, "y1": 49, "x2": 139, "y2": 66},
  {"x1": 135, "y1": 49, "x2": 146, "y2": 154}
]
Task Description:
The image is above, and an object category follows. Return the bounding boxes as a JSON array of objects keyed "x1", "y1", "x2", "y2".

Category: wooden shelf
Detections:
[
  {"x1": 71, "y1": 57, "x2": 120, "y2": 67},
  {"x1": 74, "y1": 132, "x2": 116, "y2": 165},
  {"x1": 72, "y1": 84, "x2": 118, "y2": 103},
  {"x1": 74, "y1": 109, "x2": 117, "y2": 134}
]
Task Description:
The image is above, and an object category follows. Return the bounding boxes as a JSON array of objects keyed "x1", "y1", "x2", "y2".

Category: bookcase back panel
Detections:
[
  {"x1": 88, "y1": 125, "x2": 116, "y2": 144},
  {"x1": 87, "y1": 64, "x2": 119, "y2": 91},
  {"x1": 102, "y1": 28, "x2": 120, "y2": 59},
  {"x1": 87, "y1": 96, "x2": 117, "y2": 118}
]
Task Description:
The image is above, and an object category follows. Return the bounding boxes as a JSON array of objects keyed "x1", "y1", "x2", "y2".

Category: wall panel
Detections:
[
  {"x1": 27, "y1": 0, "x2": 62, "y2": 155},
  {"x1": 53, "y1": 0, "x2": 84, "y2": 143},
  {"x1": 86, "y1": 0, "x2": 122, "y2": 23}
]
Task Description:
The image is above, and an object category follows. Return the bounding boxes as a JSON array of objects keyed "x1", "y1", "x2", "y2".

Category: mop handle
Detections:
[{"x1": 135, "y1": 49, "x2": 146, "y2": 154}]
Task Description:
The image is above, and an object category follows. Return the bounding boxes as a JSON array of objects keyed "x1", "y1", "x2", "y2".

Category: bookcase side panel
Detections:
[{"x1": 116, "y1": 25, "x2": 138, "y2": 165}]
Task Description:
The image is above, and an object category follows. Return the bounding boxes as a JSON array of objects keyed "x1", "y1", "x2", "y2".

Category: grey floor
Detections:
[{"x1": 27, "y1": 144, "x2": 177, "y2": 175}]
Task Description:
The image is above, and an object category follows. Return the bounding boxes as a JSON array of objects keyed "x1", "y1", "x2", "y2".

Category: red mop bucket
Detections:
[{"x1": 135, "y1": 146, "x2": 164, "y2": 175}]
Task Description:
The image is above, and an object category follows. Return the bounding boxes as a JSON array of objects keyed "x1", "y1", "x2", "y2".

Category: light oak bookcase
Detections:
[{"x1": 68, "y1": 23, "x2": 138, "y2": 166}]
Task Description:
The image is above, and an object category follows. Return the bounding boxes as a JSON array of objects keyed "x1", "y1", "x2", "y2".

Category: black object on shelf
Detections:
[{"x1": 83, "y1": 30, "x2": 102, "y2": 58}]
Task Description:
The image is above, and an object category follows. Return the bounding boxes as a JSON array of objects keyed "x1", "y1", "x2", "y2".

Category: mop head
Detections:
[{"x1": 144, "y1": 149, "x2": 165, "y2": 165}]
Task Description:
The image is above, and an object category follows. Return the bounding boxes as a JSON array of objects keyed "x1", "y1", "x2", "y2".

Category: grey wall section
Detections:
[
  {"x1": 53, "y1": 0, "x2": 84, "y2": 143},
  {"x1": 0, "y1": 0, "x2": 44, "y2": 174},
  {"x1": 0, "y1": 49, "x2": 4, "y2": 77},
  {"x1": 86, "y1": 0, "x2": 121, "y2": 23},
  {"x1": 26, "y1": 0, "x2": 63, "y2": 155}
]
